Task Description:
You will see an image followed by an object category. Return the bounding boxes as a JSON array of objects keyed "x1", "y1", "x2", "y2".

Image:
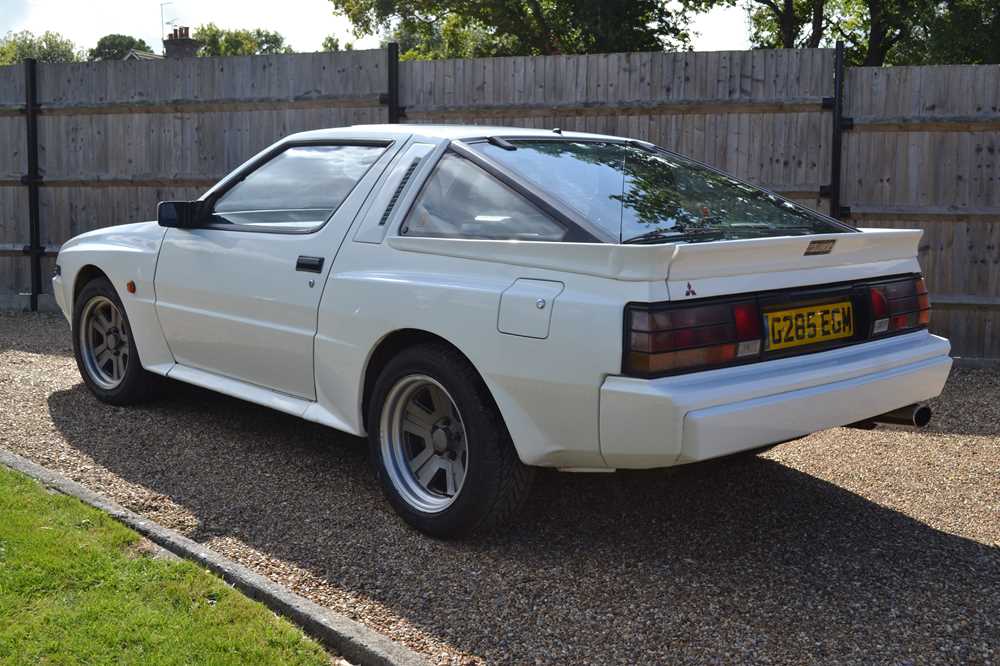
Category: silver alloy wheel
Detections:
[
  {"x1": 79, "y1": 295, "x2": 130, "y2": 390},
  {"x1": 380, "y1": 374, "x2": 469, "y2": 513}
]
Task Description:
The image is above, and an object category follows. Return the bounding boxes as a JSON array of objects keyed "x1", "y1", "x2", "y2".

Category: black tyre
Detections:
[
  {"x1": 72, "y1": 276, "x2": 159, "y2": 405},
  {"x1": 367, "y1": 343, "x2": 534, "y2": 537}
]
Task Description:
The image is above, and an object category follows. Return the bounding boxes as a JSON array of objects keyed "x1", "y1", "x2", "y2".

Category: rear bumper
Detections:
[{"x1": 599, "y1": 330, "x2": 952, "y2": 468}]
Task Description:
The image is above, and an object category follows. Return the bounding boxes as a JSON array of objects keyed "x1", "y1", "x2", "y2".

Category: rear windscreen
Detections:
[{"x1": 472, "y1": 140, "x2": 856, "y2": 244}]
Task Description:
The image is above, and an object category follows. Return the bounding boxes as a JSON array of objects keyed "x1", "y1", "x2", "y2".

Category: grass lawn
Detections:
[{"x1": 0, "y1": 466, "x2": 331, "y2": 665}]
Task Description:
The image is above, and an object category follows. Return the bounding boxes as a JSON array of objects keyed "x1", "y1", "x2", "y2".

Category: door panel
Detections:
[
  {"x1": 155, "y1": 230, "x2": 327, "y2": 398},
  {"x1": 154, "y1": 141, "x2": 402, "y2": 399}
]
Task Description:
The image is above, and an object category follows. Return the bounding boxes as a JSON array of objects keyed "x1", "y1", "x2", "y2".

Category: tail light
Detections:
[
  {"x1": 869, "y1": 277, "x2": 930, "y2": 335},
  {"x1": 625, "y1": 300, "x2": 762, "y2": 376}
]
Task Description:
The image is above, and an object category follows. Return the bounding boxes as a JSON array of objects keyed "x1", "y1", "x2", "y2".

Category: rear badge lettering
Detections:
[{"x1": 805, "y1": 239, "x2": 836, "y2": 255}]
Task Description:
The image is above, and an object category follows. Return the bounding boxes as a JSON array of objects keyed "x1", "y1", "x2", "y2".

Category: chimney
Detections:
[{"x1": 163, "y1": 25, "x2": 201, "y2": 59}]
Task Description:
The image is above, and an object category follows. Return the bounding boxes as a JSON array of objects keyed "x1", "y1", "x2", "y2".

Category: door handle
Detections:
[{"x1": 296, "y1": 256, "x2": 324, "y2": 273}]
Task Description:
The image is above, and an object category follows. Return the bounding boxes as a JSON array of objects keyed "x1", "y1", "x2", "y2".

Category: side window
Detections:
[
  {"x1": 401, "y1": 154, "x2": 566, "y2": 241},
  {"x1": 211, "y1": 144, "x2": 386, "y2": 231}
]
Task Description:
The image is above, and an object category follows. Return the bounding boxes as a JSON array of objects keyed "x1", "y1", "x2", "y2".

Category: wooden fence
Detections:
[
  {"x1": 840, "y1": 65, "x2": 1000, "y2": 358},
  {"x1": 1, "y1": 47, "x2": 997, "y2": 359},
  {"x1": 0, "y1": 50, "x2": 389, "y2": 307}
]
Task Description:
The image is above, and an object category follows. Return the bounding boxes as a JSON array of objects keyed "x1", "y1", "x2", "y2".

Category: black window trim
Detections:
[
  {"x1": 462, "y1": 135, "x2": 860, "y2": 238},
  {"x1": 197, "y1": 138, "x2": 395, "y2": 236}
]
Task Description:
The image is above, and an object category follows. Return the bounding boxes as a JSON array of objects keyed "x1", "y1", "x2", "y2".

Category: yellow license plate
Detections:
[{"x1": 766, "y1": 301, "x2": 854, "y2": 351}]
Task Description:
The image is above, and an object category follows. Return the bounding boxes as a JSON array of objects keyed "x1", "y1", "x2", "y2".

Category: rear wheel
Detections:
[
  {"x1": 367, "y1": 343, "x2": 534, "y2": 537},
  {"x1": 72, "y1": 276, "x2": 158, "y2": 405}
]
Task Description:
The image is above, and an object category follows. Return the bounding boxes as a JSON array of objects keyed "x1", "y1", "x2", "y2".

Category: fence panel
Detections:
[
  {"x1": 401, "y1": 49, "x2": 836, "y2": 212},
  {"x1": 0, "y1": 50, "x2": 389, "y2": 301},
  {"x1": 843, "y1": 65, "x2": 1000, "y2": 358}
]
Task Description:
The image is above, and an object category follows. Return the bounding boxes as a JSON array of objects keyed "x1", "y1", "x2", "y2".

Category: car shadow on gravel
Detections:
[{"x1": 47, "y1": 379, "x2": 999, "y2": 664}]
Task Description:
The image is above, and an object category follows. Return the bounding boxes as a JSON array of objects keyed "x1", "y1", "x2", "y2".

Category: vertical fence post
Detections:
[
  {"x1": 386, "y1": 42, "x2": 401, "y2": 123},
  {"x1": 828, "y1": 41, "x2": 848, "y2": 220},
  {"x1": 21, "y1": 57, "x2": 42, "y2": 312}
]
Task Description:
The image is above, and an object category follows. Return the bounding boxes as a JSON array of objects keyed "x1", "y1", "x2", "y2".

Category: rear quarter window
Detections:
[{"x1": 401, "y1": 154, "x2": 566, "y2": 241}]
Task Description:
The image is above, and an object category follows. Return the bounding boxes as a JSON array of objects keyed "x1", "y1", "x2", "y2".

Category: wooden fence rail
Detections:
[{"x1": 1, "y1": 48, "x2": 997, "y2": 359}]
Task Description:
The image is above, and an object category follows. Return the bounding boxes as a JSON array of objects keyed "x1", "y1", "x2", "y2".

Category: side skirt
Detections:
[{"x1": 165, "y1": 364, "x2": 358, "y2": 435}]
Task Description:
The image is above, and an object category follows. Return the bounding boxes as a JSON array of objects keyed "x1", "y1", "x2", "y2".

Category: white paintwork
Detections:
[
  {"x1": 600, "y1": 330, "x2": 951, "y2": 468},
  {"x1": 153, "y1": 141, "x2": 401, "y2": 399},
  {"x1": 498, "y1": 279, "x2": 565, "y2": 339},
  {"x1": 164, "y1": 363, "x2": 356, "y2": 434},
  {"x1": 54, "y1": 221, "x2": 175, "y2": 374},
  {"x1": 681, "y1": 353, "x2": 950, "y2": 461},
  {"x1": 53, "y1": 124, "x2": 953, "y2": 474},
  {"x1": 664, "y1": 229, "x2": 923, "y2": 300}
]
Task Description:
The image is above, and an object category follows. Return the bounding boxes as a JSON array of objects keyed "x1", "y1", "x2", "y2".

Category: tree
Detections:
[
  {"x1": 742, "y1": 0, "x2": 997, "y2": 65},
  {"x1": 825, "y1": 0, "x2": 915, "y2": 65},
  {"x1": 332, "y1": 0, "x2": 703, "y2": 58},
  {"x1": 321, "y1": 34, "x2": 354, "y2": 51},
  {"x1": 88, "y1": 34, "x2": 153, "y2": 61},
  {"x1": 874, "y1": 0, "x2": 999, "y2": 65},
  {"x1": 384, "y1": 15, "x2": 499, "y2": 59},
  {"x1": 193, "y1": 23, "x2": 295, "y2": 56},
  {"x1": 741, "y1": 0, "x2": 828, "y2": 48},
  {"x1": 0, "y1": 30, "x2": 81, "y2": 65}
]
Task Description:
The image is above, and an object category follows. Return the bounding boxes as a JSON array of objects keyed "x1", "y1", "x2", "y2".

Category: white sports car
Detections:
[{"x1": 53, "y1": 124, "x2": 952, "y2": 537}]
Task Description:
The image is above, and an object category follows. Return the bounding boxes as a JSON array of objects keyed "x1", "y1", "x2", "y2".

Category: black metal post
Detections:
[
  {"x1": 828, "y1": 41, "x2": 846, "y2": 220},
  {"x1": 22, "y1": 57, "x2": 42, "y2": 311},
  {"x1": 386, "y1": 42, "x2": 401, "y2": 124}
]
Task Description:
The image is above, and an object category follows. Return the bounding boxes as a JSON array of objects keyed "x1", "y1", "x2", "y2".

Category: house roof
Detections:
[{"x1": 122, "y1": 49, "x2": 164, "y2": 61}]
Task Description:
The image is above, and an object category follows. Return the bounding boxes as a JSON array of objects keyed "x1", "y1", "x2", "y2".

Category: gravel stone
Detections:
[{"x1": 1, "y1": 312, "x2": 997, "y2": 664}]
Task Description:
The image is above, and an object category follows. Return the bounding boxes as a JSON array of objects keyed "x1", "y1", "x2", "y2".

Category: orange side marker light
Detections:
[{"x1": 126, "y1": 280, "x2": 136, "y2": 294}]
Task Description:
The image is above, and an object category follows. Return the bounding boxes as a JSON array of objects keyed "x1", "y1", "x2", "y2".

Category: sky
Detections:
[{"x1": 0, "y1": 0, "x2": 750, "y2": 55}]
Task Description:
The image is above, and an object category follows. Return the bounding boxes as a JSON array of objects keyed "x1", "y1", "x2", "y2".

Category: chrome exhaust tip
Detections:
[{"x1": 847, "y1": 403, "x2": 932, "y2": 429}]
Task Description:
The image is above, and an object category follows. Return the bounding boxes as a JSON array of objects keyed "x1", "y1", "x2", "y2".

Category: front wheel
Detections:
[
  {"x1": 367, "y1": 344, "x2": 534, "y2": 537},
  {"x1": 72, "y1": 276, "x2": 159, "y2": 405}
]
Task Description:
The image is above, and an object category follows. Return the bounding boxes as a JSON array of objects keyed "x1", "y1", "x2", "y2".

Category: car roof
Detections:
[{"x1": 287, "y1": 123, "x2": 627, "y2": 143}]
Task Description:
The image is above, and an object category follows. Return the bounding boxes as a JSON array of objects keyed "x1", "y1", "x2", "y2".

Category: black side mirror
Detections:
[{"x1": 158, "y1": 201, "x2": 205, "y2": 228}]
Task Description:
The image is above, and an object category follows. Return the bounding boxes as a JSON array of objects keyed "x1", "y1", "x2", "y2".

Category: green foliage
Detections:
[
  {"x1": 743, "y1": 0, "x2": 828, "y2": 49},
  {"x1": 744, "y1": 0, "x2": 999, "y2": 65},
  {"x1": 88, "y1": 34, "x2": 153, "y2": 61},
  {"x1": 888, "y1": 0, "x2": 1000, "y2": 65},
  {"x1": 321, "y1": 34, "x2": 354, "y2": 51},
  {"x1": 193, "y1": 23, "x2": 295, "y2": 56},
  {"x1": 336, "y1": 0, "x2": 702, "y2": 59},
  {"x1": 387, "y1": 15, "x2": 502, "y2": 60},
  {"x1": 0, "y1": 30, "x2": 81, "y2": 65},
  {"x1": 0, "y1": 466, "x2": 329, "y2": 665}
]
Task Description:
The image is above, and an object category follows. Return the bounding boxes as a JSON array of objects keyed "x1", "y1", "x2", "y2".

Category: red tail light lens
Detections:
[
  {"x1": 870, "y1": 287, "x2": 888, "y2": 319},
  {"x1": 732, "y1": 302, "x2": 762, "y2": 340},
  {"x1": 869, "y1": 277, "x2": 930, "y2": 336},
  {"x1": 625, "y1": 300, "x2": 762, "y2": 376}
]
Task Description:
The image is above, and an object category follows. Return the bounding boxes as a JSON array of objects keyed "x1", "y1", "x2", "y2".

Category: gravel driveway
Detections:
[{"x1": 2, "y1": 311, "x2": 997, "y2": 665}]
